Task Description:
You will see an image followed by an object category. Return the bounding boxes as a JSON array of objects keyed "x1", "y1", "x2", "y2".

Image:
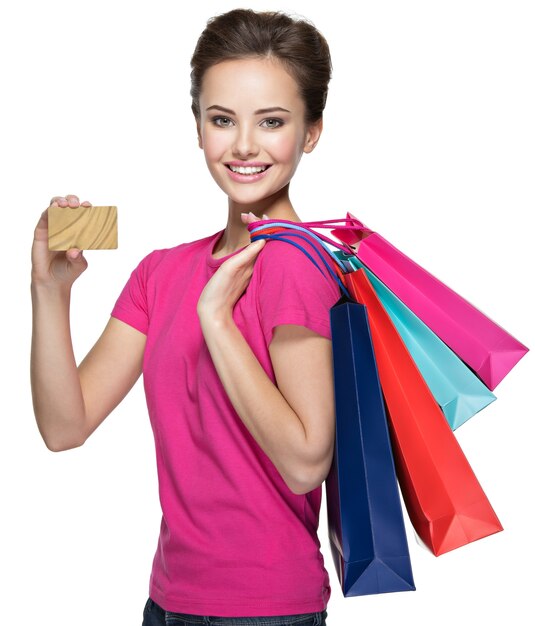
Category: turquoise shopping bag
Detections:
[{"x1": 334, "y1": 251, "x2": 497, "y2": 429}]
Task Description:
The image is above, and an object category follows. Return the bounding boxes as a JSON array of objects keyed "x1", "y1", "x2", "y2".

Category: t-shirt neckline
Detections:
[{"x1": 206, "y1": 229, "x2": 250, "y2": 268}]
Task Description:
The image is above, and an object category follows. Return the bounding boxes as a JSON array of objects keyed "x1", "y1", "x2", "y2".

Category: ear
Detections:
[
  {"x1": 195, "y1": 117, "x2": 203, "y2": 149},
  {"x1": 303, "y1": 117, "x2": 323, "y2": 154}
]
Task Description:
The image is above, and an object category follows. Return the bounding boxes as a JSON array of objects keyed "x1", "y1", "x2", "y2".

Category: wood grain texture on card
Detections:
[{"x1": 48, "y1": 205, "x2": 118, "y2": 250}]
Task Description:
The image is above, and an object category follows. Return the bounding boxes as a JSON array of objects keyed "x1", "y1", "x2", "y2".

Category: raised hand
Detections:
[
  {"x1": 196, "y1": 212, "x2": 268, "y2": 323},
  {"x1": 32, "y1": 194, "x2": 92, "y2": 289}
]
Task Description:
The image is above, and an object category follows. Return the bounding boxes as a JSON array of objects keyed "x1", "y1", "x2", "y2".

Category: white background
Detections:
[{"x1": 1, "y1": 0, "x2": 533, "y2": 624}]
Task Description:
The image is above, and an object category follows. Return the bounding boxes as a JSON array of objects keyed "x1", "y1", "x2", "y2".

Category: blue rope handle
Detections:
[
  {"x1": 250, "y1": 226, "x2": 353, "y2": 300},
  {"x1": 249, "y1": 221, "x2": 349, "y2": 271}
]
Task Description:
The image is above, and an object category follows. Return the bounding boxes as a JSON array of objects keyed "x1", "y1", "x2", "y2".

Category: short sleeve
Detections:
[
  {"x1": 256, "y1": 236, "x2": 342, "y2": 347},
  {"x1": 110, "y1": 253, "x2": 152, "y2": 335}
]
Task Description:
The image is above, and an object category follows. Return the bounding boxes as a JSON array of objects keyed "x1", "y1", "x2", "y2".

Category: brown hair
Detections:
[{"x1": 190, "y1": 8, "x2": 332, "y2": 126}]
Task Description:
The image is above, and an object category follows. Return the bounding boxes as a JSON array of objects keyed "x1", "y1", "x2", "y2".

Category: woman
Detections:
[{"x1": 31, "y1": 8, "x2": 340, "y2": 625}]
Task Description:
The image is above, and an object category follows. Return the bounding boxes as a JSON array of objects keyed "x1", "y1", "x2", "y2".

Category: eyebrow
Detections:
[{"x1": 205, "y1": 105, "x2": 291, "y2": 115}]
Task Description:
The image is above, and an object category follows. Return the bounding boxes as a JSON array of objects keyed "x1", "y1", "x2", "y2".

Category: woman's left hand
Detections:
[{"x1": 197, "y1": 212, "x2": 268, "y2": 323}]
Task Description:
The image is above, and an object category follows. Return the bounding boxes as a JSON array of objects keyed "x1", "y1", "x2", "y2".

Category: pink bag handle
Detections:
[
  {"x1": 269, "y1": 215, "x2": 370, "y2": 230},
  {"x1": 285, "y1": 212, "x2": 374, "y2": 247},
  {"x1": 299, "y1": 215, "x2": 370, "y2": 231}
]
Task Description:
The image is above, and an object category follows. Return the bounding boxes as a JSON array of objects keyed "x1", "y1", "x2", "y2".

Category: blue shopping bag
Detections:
[
  {"x1": 327, "y1": 294, "x2": 416, "y2": 596},
  {"x1": 248, "y1": 224, "x2": 416, "y2": 596}
]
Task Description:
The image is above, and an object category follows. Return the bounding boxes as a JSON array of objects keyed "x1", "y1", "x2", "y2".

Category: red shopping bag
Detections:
[{"x1": 347, "y1": 269, "x2": 503, "y2": 556}]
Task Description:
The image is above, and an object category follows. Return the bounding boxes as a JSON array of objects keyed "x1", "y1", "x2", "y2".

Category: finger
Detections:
[
  {"x1": 66, "y1": 194, "x2": 80, "y2": 207},
  {"x1": 35, "y1": 209, "x2": 49, "y2": 232},
  {"x1": 235, "y1": 237, "x2": 265, "y2": 253},
  {"x1": 81, "y1": 201, "x2": 92, "y2": 207},
  {"x1": 66, "y1": 248, "x2": 84, "y2": 260},
  {"x1": 52, "y1": 197, "x2": 69, "y2": 207},
  {"x1": 246, "y1": 211, "x2": 264, "y2": 224},
  {"x1": 248, "y1": 238, "x2": 266, "y2": 251}
]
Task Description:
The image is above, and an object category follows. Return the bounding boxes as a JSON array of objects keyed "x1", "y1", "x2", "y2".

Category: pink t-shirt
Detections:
[{"x1": 110, "y1": 227, "x2": 341, "y2": 617}]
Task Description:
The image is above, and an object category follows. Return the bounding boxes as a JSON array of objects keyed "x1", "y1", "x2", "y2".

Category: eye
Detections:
[
  {"x1": 262, "y1": 118, "x2": 284, "y2": 129},
  {"x1": 211, "y1": 116, "x2": 234, "y2": 128}
]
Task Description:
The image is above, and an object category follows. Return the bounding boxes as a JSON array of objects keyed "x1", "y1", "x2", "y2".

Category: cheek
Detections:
[
  {"x1": 202, "y1": 130, "x2": 227, "y2": 160},
  {"x1": 266, "y1": 131, "x2": 303, "y2": 162}
]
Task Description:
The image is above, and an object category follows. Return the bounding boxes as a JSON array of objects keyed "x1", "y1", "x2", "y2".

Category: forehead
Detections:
[{"x1": 199, "y1": 57, "x2": 303, "y2": 111}]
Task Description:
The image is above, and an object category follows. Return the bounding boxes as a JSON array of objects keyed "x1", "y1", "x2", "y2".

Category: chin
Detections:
[{"x1": 226, "y1": 188, "x2": 272, "y2": 204}]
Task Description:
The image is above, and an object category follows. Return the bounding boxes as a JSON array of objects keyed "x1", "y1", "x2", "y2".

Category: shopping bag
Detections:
[
  {"x1": 251, "y1": 226, "x2": 415, "y2": 595},
  {"x1": 346, "y1": 269, "x2": 504, "y2": 556},
  {"x1": 251, "y1": 220, "x2": 499, "y2": 428},
  {"x1": 327, "y1": 294, "x2": 416, "y2": 595},
  {"x1": 333, "y1": 251, "x2": 497, "y2": 430},
  {"x1": 328, "y1": 212, "x2": 528, "y2": 390},
  {"x1": 249, "y1": 221, "x2": 498, "y2": 427}
]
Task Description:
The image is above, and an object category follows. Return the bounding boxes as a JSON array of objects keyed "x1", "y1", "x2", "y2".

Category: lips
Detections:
[
  {"x1": 225, "y1": 164, "x2": 272, "y2": 183},
  {"x1": 225, "y1": 162, "x2": 272, "y2": 168},
  {"x1": 225, "y1": 163, "x2": 271, "y2": 175}
]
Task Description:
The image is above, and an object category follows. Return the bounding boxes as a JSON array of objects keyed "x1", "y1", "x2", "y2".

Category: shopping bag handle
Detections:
[
  {"x1": 248, "y1": 212, "x2": 373, "y2": 249},
  {"x1": 248, "y1": 224, "x2": 354, "y2": 300},
  {"x1": 258, "y1": 212, "x2": 370, "y2": 231},
  {"x1": 301, "y1": 212, "x2": 374, "y2": 247},
  {"x1": 299, "y1": 212, "x2": 370, "y2": 230},
  {"x1": 249, "y1": 220, "x2": 354, "y2": 259}
]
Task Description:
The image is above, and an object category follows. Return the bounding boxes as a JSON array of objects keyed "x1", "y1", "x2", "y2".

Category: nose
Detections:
[{"x1": 232, "y1": 123, "x2": 258, "y2": 159}]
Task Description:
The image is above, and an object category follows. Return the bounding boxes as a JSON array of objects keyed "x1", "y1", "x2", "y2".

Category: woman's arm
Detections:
[
  {"x1": 31, "y1": 290, "x2": 146, "y2": 451},
  {"x1": 30, "y1": 197, "x2": 146, "y2": 452},
  {"x1": 199, "y1": 315, "x2": 335, "y2": 495}
]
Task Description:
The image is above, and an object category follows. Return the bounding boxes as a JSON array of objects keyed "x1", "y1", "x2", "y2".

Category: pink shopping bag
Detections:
[{"x1": 324, "y1": 212, "x2": 528, "y2": 390}]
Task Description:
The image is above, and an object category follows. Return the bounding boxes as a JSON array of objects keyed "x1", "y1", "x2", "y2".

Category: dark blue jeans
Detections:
[{"x1": 142, "y1": 597, "x2": 328, "y2": 626}]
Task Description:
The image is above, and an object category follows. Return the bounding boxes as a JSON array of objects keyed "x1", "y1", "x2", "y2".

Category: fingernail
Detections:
[{"x1": 248, "y1": 211, "x2": 255, "y2": 217}]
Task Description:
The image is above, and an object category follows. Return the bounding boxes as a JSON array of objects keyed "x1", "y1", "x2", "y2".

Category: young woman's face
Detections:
[{"x1": 196, "y1": 57, "x2": 321, "y2": 206}]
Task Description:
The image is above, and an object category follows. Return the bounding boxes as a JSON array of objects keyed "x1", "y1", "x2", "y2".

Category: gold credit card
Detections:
[{"x1": 48, "y1": 205, "x2": 118, "y2": 250}]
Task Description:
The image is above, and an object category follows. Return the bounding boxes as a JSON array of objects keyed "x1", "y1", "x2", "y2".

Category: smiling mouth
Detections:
[{"x1": 225, "y1": 164, "x2": 272, "y2": 175}]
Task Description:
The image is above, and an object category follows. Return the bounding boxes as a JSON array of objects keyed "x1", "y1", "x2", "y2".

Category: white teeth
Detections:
[{"x1": 229, "y1": 165, "x2": 268, "y2": 174}]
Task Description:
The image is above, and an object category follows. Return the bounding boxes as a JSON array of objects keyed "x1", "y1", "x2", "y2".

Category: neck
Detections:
[{"x1": 215, "y1": 186, "x2": 302, "y2": 256}]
